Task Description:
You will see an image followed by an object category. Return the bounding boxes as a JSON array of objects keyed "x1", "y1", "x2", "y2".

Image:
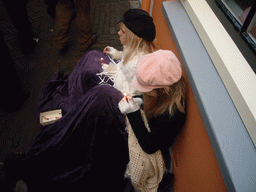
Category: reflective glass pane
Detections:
[
  {"x1": 249, "y1": 16, "x2": 256, "y2": 39},
  {"x1": 222, "y1": 0, "x2": 254, "y2": 22}
]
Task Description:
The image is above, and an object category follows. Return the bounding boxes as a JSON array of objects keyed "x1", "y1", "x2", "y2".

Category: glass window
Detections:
[
  {"x1": 220, "y1": 0, "x2": 254, "y2": 24},
  {"x1": 240, "y1": 6, "x2": 256, "y2": 39},
  {"x1": 248, "y1": 16, "x2": 256, "y2": 39},
  {"x1": 216, "y1": 0, "x2": 256, "y2": 51}
]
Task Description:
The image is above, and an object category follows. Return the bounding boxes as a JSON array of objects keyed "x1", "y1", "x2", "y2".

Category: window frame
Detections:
[{"x1": 215, "y1": 0, "x2": 256, "y2": 52}]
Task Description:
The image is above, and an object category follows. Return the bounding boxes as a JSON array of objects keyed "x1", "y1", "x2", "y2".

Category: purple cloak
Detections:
[{"x1": 14, "y1": 50, "x2": 129, "y2": 191}]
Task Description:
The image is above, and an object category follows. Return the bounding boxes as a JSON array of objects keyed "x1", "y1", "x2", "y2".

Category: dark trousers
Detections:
[
  {"x1": 54, "y1": 0, "x2": 92, "y2": 49},
  {"x1": 0, "y1": 34, "x2": 28, "y2": 111},
  {"x1": 2, "y1": 0, "x2": 35, "y2": 55}
]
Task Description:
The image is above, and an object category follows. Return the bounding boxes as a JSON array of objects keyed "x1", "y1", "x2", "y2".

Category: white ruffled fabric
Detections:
[{"x1": 97, "y1": 46, "x2": 144, "y2": 96}]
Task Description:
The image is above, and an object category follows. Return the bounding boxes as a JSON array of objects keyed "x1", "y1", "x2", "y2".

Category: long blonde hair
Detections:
[
  {"x1": 121, "y1": 23, "x2": 157, "y2": 64},
  {"x1": 143, "y1": 77, "x2": 186, "y2": 120}
]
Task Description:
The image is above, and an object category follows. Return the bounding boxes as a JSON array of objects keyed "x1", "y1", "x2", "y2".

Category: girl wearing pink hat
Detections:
[{"x1": 118, "y1": 50, "x2": 186, "y2": 191}]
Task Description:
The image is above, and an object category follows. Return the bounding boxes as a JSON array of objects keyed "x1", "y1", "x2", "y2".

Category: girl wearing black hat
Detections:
[{"x1": 102, "y1": 9, "x2": 157, "y2": 96}]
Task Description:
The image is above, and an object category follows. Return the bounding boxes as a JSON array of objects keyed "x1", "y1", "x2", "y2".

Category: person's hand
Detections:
[
  {"x1": 133, "y1": 97, "x2": 143, "y2": 107},
  {"x1": 118, "y1": 97, "x2": 143, "y2": 114},
  {"x1": 101, "y1": 58, "x2": 105, "y2": 66},
  {"x1": 103, "y1": 46, "x2": 110, "y2": 55},
  {"x1": 122, "y1": 96, "x2": 143, "y2": 107}
]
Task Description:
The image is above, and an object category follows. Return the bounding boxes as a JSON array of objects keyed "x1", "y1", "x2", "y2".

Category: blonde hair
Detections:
[
  {"x1": 120, "y1": 23, "x2": 157, "y2": 64},
  {"x1": 143, "y1": 77, "x2": 186, "y2": 120}
]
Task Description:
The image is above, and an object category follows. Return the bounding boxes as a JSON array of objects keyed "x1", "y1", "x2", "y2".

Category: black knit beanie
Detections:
[{"x1": 119, "y1": 9, "x2": 156, "y2": 42}]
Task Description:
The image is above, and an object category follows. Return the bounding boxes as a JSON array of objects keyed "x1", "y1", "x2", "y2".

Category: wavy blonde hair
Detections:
[
  {"x1": 143, "y1": 77, "x2": 186, "y2": 120},
  {"x1": 120, "y1": 22, "x2": 157, "y2": 64}
]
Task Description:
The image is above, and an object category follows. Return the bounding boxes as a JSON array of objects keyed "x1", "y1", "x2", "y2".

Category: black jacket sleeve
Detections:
[{"x1": 127, "y1": 109, "x2": 186, "y2": 154}]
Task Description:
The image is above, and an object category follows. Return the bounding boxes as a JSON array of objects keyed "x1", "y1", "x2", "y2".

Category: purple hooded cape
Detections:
[{"x1": 12, "y1": 51, "x2": 128, "y2": 191}]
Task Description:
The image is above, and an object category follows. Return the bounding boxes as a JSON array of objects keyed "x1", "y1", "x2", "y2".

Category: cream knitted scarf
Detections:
[{"x1": 125, "y1": 109, "x2": 166, "y2": 192}]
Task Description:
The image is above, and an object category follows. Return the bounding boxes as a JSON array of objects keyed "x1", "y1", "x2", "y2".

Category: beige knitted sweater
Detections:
[{"x1": 125, "y1": 110, "x2": 166, "y2": 192}]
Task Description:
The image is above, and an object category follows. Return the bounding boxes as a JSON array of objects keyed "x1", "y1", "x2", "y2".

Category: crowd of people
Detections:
[{"x1": 1, "y1": 2, "x2": 187, "y2": 191}]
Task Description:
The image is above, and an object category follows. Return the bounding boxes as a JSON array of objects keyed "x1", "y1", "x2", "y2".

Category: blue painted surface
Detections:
[{"x1": 162, "y1": 1, "x2": 256, "y2": 192}]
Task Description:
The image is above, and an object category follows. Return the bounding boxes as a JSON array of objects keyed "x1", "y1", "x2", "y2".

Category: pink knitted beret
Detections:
[{"x1": 132, "y1": 49, "x2": 182, "y2": 92}]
